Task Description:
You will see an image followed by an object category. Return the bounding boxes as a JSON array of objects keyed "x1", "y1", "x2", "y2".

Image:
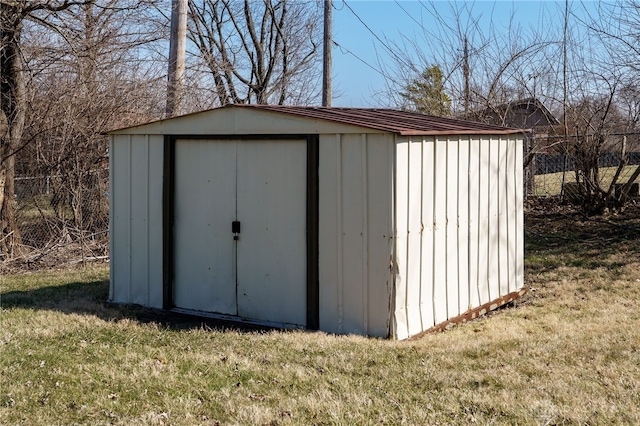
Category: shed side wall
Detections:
[
  {"x1": 393, "y1": 134, "x2": 524, "y2": 339},
  {"x1": 109, "y1": 134, "x2": 164, "y2": 308},
  {"x1": 318, "y1": 133, "x2": 394, "y2": 337}
]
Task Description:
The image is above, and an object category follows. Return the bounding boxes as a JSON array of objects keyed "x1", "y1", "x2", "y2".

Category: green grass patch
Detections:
[{"x1": 2, "y1": 210, "x2": 640, "y2": 424}]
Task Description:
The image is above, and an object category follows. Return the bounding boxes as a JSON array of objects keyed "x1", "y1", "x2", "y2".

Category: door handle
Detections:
[{"x1": 232, "y1": 221, "x2": 241, "y2": 240}]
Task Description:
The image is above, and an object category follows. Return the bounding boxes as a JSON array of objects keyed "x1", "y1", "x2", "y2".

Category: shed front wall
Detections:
[
  {"x1": 393, "y1": 134, "x2": 524, "y2": 340},
  {"x1": 110, "y1": 130, "x2": 395, "y2": 336},
  {"x1": 318, "y1": 133, "x2": 394, "y2": 337},
  {"x1": 109, "y1": 134, "x2": 164, "y2": 308}
]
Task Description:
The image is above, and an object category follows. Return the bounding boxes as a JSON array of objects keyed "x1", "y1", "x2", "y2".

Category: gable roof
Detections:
[
  {"x1": 237, "y1": 105, "x2": 523, "y2": 135},
  {"x1": 109, "y1": 104, "x2": 524, "y2": 136}
]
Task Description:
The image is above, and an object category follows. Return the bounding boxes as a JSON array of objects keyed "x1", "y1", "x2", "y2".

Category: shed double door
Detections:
[{"x1": 173, "y1": 138, "x2": 307, "y2": 326}]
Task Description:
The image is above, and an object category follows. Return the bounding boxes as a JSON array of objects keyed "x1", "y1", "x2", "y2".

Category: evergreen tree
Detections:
[{"x1": 400, "y1": 65, "x2": 451, "y2": 116}]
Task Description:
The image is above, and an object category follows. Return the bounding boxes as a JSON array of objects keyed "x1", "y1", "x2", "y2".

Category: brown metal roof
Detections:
[{"x1": 235, "y1": 104, "x2": 524, "y2": 136}]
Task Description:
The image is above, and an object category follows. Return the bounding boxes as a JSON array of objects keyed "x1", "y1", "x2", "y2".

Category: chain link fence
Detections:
[
  {"x1": 1, "y1": 169, "x2": 110, "y2": 273},
  {"x1": 527, "y1": 152, "x2": 640, "y2": 198},
  {"x1": 2, "y1": 141, "x2": 640, "y2": 273}
]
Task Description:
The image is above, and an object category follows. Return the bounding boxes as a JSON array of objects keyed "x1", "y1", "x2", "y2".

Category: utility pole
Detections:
[
  {"x1": 463, "y1": 37, "x2": 470, "y2": 117},
  {"x1": 166, "y1": 0, "x2": 188, "y2": 117},
  {"x1": 322, "y1": 0, "x2": 332, "y2": 107},
  {"x1": 560, "y1": 0, "x2": 569, "y2": 200}
]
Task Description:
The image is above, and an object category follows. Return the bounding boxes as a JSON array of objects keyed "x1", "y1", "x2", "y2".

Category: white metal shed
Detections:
[{"x1": 108, "y1": 105, "x2": 525, "y2": 339}]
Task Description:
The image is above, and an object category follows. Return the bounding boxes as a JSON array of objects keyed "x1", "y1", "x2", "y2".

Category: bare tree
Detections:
[
  {"x1": 2, "y1": 0, "x2": 165, "y2": 258},
  {"x1": 1, "y1": 1, "x2": 100, "y2": 257},
  {"x1": 384, "y1": 2, "x2": 562, "y2": 117},
  {"x1": 560, "y1": 1, "x2": 640, "y2": 213},
  {"x1": 561, "y1": 92, "x2": 624, "y2": 214},
  {"x1": 38, "y1": 1, "x2": 163, "y2": 221},
  {"x1": 373, "y1": 1, "x2": 640, "y2": 213},
  {"x1": 187, "y1": 0, "x2": 322, "y2": 106},
  {"x1": 584, "y1": 1, "x2": 640, "y2": 75}
]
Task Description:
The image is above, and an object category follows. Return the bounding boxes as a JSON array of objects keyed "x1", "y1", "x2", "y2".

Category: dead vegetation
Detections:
[{"x1": 1, "y1": 209, "x2": 640, "y2": 424}]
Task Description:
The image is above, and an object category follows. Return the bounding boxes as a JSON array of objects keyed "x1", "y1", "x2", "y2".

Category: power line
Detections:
[
  {"x1": 342, "y1": 0, "x2": 394, "y2": 53},
  {"x1": 393, "y1": 0, "x2": 429, "y2": 33},
  {"x1": 332, "y1": 41, "x2": 383, "y2": 77},
  {"x1": 332, "y1": 40, "x2": 401, "y2": 86},
  {"x1": 331, "y1": 3, "x2": 389, "y2": 79},
  {"x1": 340, "y1": 0, "x2": 413, "y2": 70}
]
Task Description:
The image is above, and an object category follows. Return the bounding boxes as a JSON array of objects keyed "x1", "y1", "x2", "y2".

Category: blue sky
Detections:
[{"x1": 330, "y1": 0, "x2": 598, "y2": 107}]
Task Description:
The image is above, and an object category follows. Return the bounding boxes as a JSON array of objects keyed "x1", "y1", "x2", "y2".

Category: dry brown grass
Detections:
[{"x1": 1, "y1": 208, "x2": 640, "y2": 425}]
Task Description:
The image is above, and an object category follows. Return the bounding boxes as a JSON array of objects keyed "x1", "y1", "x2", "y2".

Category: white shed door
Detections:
[{"x1": 173, "y1": 139, "x2": 307, "y2": 326}]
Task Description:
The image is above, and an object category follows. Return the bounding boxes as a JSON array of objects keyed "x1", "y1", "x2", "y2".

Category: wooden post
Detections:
[
  {"x1": 166, "y1": 0, "x2": 188, "y2": 117},
  {"x1": 322, "y1": 0, "x2": 332, "y2": 107}
]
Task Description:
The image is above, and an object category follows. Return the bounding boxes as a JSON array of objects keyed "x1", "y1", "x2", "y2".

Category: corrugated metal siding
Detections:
[
  {"x1": 109, "y1": 108, "x2": 524, "y2": 340},
  {"x1": 318, "y1": 133, "x2": 394, "y2": 337},
  {"x1": 393, "y1": 134, "x2": 524, "y2": 339},
  {"x1": 457, "y1": 136, "x2": 470, "y2": 315},
  {"x1": 109, "y1": 134, "x2": 163, "y2": 308},
  {"x1": 515, "y1": 135, "x2": 525, "y2": 291}
]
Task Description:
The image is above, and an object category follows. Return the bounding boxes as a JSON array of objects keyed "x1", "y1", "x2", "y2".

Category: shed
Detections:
[{"x1": 108, "y1": 105, "x2": 525, "y2": 340}]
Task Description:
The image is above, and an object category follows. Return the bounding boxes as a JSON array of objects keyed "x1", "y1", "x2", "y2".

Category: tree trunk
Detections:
[{"x1": 0, "y1": 12, "x2": 25, "y2": 257}]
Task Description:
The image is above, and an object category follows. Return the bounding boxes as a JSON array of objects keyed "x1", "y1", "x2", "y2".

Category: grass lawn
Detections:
[{"x1": 2, "y1": 209, "x2": 640, "y2": 425}]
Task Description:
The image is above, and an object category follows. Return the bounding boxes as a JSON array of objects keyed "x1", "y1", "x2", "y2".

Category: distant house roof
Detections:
[
  {"x1": 109, "y1": 104, "x2": 524, "y2": 136},
  {"x1": 470, "y1": 97, "x2": 559, "y2": 130}
]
